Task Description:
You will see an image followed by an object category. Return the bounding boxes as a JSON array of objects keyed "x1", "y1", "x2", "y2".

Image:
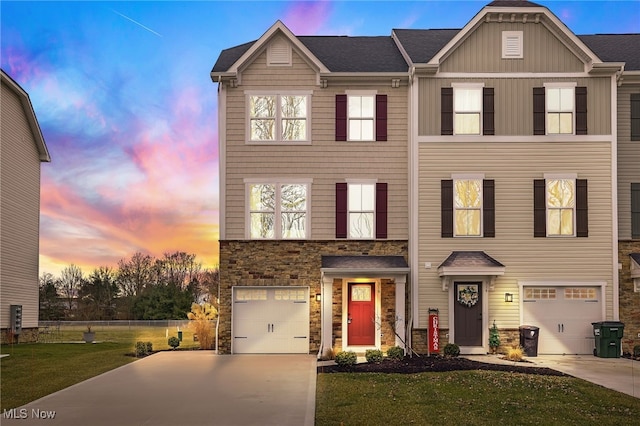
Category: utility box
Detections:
[
  {"x1": 10, "y1": 305, "x2": 23, "y2": 335},
  {"x1": 592, "y1": 321, "x2": 624, "y2": 358}
]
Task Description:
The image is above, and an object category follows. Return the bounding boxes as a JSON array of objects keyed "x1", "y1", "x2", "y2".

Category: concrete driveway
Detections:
[{"x1": 3, "y1": 352, "x2": 317, "y2": 426}]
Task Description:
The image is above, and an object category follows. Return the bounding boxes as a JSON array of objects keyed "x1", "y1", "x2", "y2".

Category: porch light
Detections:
[
  {"x1": 315, "y1": 294, "x2": 322, "y2": 302},
  {"x1": 504, "y1": 293, "x2": 513, "y2": 303}
]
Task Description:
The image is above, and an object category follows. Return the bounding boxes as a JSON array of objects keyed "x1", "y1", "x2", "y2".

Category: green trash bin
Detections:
[
  {"x1": 591, "y1": 321, "x2": 624, "y2": 358},
  {"x1": 177, "y1": 330, "x2": 183, "y2": 342}
]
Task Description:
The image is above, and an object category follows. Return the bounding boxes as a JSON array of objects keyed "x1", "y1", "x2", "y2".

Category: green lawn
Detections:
[{"x1": 315, "y1": 371, "x2": 640, "y2": 425}]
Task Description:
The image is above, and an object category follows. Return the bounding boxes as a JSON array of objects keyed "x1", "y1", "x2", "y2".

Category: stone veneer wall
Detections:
[
  {"x1": 411, "y1": 328, "x2": 520, "y2": 355},
  {"x1": 218, "y1": 240, "x2": 408, "y2": 354},
  {"x1": 619, "y1": 240, "x2": 640, "y2": 354},
  {"x1": 1, "y1": 328, "x2": 38, "y2": 344}
]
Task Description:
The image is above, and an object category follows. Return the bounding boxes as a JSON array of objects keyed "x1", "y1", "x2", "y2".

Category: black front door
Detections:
[{"x1": 454, "y1": 282, "x2": 482, "y2": 346}]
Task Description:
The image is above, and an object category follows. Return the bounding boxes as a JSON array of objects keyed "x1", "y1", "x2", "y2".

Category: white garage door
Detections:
[
  {"x1": 522, "y1": 286, "x2": 601, "y2": 355},
  {"x1": 232, "y1": 286, "x2": 309, "y2": 354}
]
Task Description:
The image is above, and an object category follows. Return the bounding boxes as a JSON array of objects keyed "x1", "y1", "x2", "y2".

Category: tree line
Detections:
[{"x1": 39, "y1": 251, "x2": 219, "y2": 321}]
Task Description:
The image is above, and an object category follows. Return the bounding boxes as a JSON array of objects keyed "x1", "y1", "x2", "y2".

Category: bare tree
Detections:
[
  {"x1": 57, "y1": 264, "x2": 84, "y2": 318},
  {"x1": 117, "y1": 252, "x2": 154, "y2": 297},
  {"x1": 158, "y1": 251, "x2": 201, "y2": 289}
]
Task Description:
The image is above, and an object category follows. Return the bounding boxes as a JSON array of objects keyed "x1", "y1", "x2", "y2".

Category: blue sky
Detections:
[{"x1": 2, "y1": 0, "x2": 639, "y2": 276}]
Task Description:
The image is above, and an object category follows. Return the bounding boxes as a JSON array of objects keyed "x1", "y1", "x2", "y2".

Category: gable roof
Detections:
[
  {"x1": 211, "y1": 33, "x2": 408, "y2": 75},
  {"x1": 1, "y1": 69, "x2": 51, "y2": 162},
  {"x1": 579, "y1": 34, "x2": 640, "y2": 71}
]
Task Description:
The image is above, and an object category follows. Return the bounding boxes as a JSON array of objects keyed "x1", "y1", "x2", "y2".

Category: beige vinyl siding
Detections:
[
  {"x1": 1, "y1": 83, "x2": 42, "y2": 330},
  {"x1": 440, "y1": 21, "x2": 584, "y2": 73},
  {"x1": 417, "y1": 141, "x2": 614, "y2": 329},
  {"x1": 224, "y1": 47, "x2": 409, "y2": 240},
  {"x1": 419, "y1": 77, "x2": 611, "y2": 136},
  {"x1": 617, "y1": 85, "x2": 640, "y2": 239}
]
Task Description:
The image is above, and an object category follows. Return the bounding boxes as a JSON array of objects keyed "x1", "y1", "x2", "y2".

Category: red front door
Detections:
[{"x1": 347, "y1": 283, "x2": 375, "y2": 346}]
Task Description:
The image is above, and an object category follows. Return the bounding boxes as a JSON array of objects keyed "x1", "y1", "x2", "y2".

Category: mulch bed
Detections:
[{"x1": 318, "y1": 355, "x2": 567, "y2": 376}]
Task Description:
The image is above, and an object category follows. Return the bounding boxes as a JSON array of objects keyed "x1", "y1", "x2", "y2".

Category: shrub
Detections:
[
  {"x1": 443, "y1": 343, "x2": 460, "y2": 357},
  {"x1": 365, "y1": 349, "x2": 384, "y2": 364},
  {"x1": 386, "y1": 346, "x2": 405, "y2": 361},
  {"x1": 135, "y1": 341, "x2": 153, "y2": 357},
  {"x1": 187, "y1": 302, "x2": 217, "y2": 350},
  {"x1": 168, "y1": 336, "x2": 180, "y2": 349},
  {"x1": 506, "y1": 345, "x2": 524, "y2": 362},
  {"x1": 334, "y1": 351, "x2": 357, "y2": 368},
  {"x1": 489, "y1": 321, "x2": 500, "y2": 352},
  {"x1": 634, "y1": 345, "x2": 640, "y2": 358}
]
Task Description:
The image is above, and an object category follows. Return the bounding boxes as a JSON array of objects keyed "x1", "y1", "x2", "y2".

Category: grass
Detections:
[
  {"x1": 1, "y1": 325, "x2": 203, "y2": 410},
  {"x1": 315, "y1": 371, "x2": 640, "y2": 425}
]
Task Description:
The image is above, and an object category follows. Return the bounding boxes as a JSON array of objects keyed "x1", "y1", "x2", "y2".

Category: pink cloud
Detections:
[{"x1": 281, "y1": 1, "x2": 333, "y2": 35}]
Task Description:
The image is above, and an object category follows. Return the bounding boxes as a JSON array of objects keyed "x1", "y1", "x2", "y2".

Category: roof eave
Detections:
[{"x1": 1, "y1": 71, "x2": 51, "y2": 162}]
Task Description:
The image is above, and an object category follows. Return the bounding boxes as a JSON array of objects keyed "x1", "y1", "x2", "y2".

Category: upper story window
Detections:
[
  {"x1": 546, "y1": 87, "x2": 574, "y2": 134},
  {"x1": 441, "y1": 86, "x2": 494, "y2": 136},
  {"x1": 247, "y1": 181, "x2": 309, "y2": 239},
  {"x1": 454, "y1": 179, "x2": 482, "y2": 236},
  {"x1": 348, "y1": 95, "x2": 375, "y2": 141},
  {"x1": 336, "y1": 182, "x2": 388, "y2": 239},
  {"x1": 335, "y1": 93, "x2": 387, "y2": 141},
  {"x1": 348, "y1": 183, "x2": 375, "y2": 238},
  {"x1": 248, "y1": 92, "x2": 310, "y2": 143},
  {"x1": 534, "y1": 175, "x2": 588, "y2": 238},
  {"x1": 454, "y1": 86, "x2": 482, "y2": 135},
  {"x1": 441, "y1": 176, "x2": 495, "y2": 238},
  {"x1": 533, "y1": 84, "x2": 587, "y2": 136}
]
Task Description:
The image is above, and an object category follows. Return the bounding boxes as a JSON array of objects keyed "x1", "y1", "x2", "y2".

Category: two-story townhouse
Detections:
[
  {"x1": 395, "y1": 0, "x2": 628, "y2": 355},
  {"x1": 211, "y1": 22, "x2": 411, "y2": 356},
  {"x1": 211, "y1": 0, "x2": 639, "y2": 357},
  {"x1": 1, "y1": 70, "x2": 51, "y2": 343}
]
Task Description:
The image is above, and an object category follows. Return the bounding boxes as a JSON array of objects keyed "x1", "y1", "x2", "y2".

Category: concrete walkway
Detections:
[
  {"x1": 2, "y1": 352, "x2": 317, "y2": 426},
  {"x1": 465, "y1": 354, "x2": 640, "y2": 398}
]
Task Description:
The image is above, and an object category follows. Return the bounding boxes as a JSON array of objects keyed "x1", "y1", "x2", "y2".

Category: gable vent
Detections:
[
  {"x1": 267, "y1": 37, "x2": 291, "y2": 66},
  {"x1": 502, "y1": 31, "x2": 523, "y2": 59}
]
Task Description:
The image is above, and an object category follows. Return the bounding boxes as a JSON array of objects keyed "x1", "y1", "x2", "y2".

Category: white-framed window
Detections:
[
  {"x1": 453, "y1": 176, "x2": 483, "y2": 236},
  {"x1": 347, "y1": 91, "x2": 375, "y2": 141},
  {"x1": 246, "y1": 180, "x2": 310, "y2": 239},
  {"x1": 348, "y1": 182, "x2": 375, "y2": 238},
  {"x1": 247, "y1": 92, "x2": 310, "y2": 143},
  {"x1": 546, "y1": 175, "x2": 576, "y2": 236},
  {"x1": 453, "y1": 84, "x2": 483, "y2": 135},
  {"x1": 545, "y1": 83, "x2": 575, "y2": 134},
  {"x1": 502, "y1": 31, "x2": 523, "y2": 59}
]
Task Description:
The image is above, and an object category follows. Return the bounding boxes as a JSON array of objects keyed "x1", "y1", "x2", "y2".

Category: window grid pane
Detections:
[
  {"x1": 547, "y1": 88, "x2": 574, "y2": 134},
  {"x1": 547, "y1": 179, "x2": 575, "y2": 236},
  {"x1": 454, "y1": 179, "x2": 482, "y2": 236},
  {"x1": 454, "y1": 88, "x2": 481, "y2": 135},
  {"x1": 249, "y1": 183, "x2": 307, "y2": 239}
]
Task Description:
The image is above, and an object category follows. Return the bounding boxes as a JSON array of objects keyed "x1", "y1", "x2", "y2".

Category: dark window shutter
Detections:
[
  {"x1": 575, "y1": 87, "x2": 587, "y2": 135},
  {"x1": 375, "y1": 95, "x2": 387, "y2": 141},
  {"x1": 632, "y1": 183, "x2": 640, "y2": 238},
  {"x1": 483, "y1": 88, "x2": 495, "y2": 135},
  {"x1": 441, "y1": 180, "x2": 453, "y2": 238},
  {"x1": 441, "y1": 88, "x2": 453, "y2": 135},
  {"x1": 336, "y1": 183, "x2": 348, "y2": 238},
  {"x1": 533, "y1": 87, "x2": 545, "y2": 135},
  {"x1": 335, "y1": 95, "x2": 347, "y2": 141},
  {"x1": 483, "y1": 179, "x2": 495, "y2": 237},
  {"x1": 375, "y1": 183, "x2": 388, "y2": 239},
  {"x1": 631, "y1": 94, "x2": 640, "y2": 141},
  {"x1": 576, "y1": 179, "x2": 588, "y2": 237},
  {"x1": 534, "y1": 179, "x2": 546, "y2": 237}
]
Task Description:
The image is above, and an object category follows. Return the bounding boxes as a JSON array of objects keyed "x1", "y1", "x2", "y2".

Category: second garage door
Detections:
[
  {"x1": 522, "y1": 286, "x2": 601, "y2": 355},
  {"x1": 232, "y1": 286, "x2": 309, "y2": 354}
]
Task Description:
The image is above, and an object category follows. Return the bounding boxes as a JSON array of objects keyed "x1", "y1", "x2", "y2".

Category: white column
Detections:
[{"x1": 395, "y1": 275, "x2": 407, "y2": 348}]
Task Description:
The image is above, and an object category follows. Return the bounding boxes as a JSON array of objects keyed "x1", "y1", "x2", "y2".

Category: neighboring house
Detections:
[
  {"x1": 1, "y1": 70, "x2": 51, "y2": 343},
  {"x1": 211, "y1": 1, "x2": 639, "y2": 356}
]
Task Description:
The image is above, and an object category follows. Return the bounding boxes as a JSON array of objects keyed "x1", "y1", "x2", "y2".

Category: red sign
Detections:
[{"x1": 428, "y1": 313, "x2": 439, "y2": 354}]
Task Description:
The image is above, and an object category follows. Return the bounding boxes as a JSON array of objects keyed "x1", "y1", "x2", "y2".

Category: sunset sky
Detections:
[{"x1": 2, "y1": 1, "x2": 638, "y2": 277}]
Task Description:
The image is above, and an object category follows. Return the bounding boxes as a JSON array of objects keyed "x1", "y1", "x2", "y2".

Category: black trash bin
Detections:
[
  {"x1": 592, "y1": 321, "x2": 624, "y2": 358},
  {"x1": 519, "y1": 325, "x2": 540, "y2": 357}
]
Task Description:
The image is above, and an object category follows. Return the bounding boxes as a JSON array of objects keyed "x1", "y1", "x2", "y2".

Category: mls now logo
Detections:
[{"x1": 3, "y1": 408, "x2": 56, "y2": 419}]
